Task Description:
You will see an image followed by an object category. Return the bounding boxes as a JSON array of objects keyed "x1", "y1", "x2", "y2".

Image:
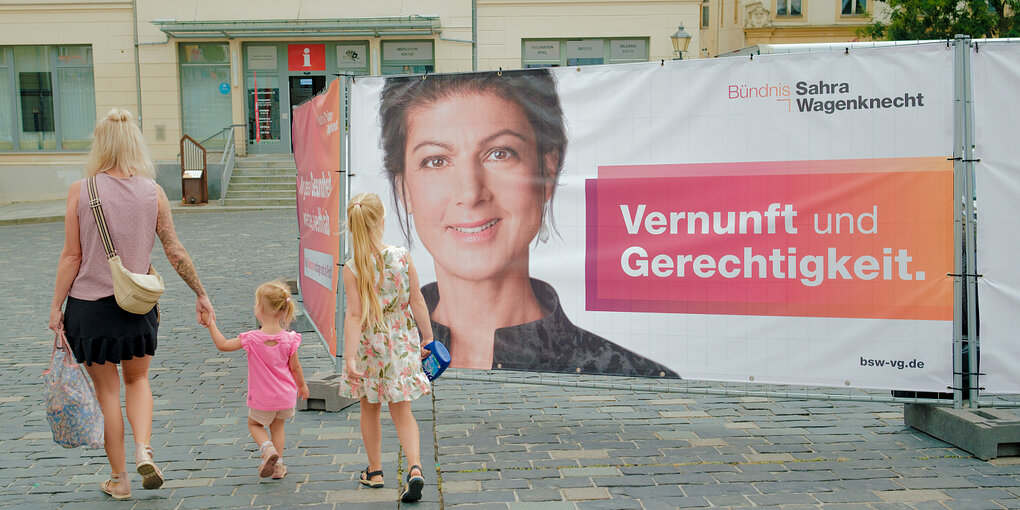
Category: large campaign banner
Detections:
[
  {"x1": 350, "y1": 44, "x2": 955, "y2": 390},
  {"x1": 293, "y1": 78, "x2": 342, "y2": 355},
  {"x1": 973, "y1": 43, "x2": 1020, "y2": 394}
]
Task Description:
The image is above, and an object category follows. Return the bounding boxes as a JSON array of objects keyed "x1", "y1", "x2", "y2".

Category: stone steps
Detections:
[
  {"x1": 227, "y1": 182, "x2": 295, "y2": 191},
  {"x1": 225, "y1": 189, "x2": 296, "y2": 199},
  {"x1": 230, "y1": 167, "x2": 296, "y2": 177},
  {"x1": 221, "y1": 197, "x2": 297, "y2": 207},
  {"x1": 224, "y1": 156, "x2": 298, "y2": 207}
]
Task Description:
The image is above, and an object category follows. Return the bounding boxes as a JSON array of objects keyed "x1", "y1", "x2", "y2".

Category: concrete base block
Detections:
[
  {"x1": 297, "y1": 372, "x2": 357, "y2": 412},
  {"x1": 905, "y1": 404, "x2": 1020, "y2": 460}
]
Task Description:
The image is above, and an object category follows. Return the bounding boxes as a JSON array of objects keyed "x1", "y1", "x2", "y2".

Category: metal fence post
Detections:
[{"x1": 953, "y1": 34, "x2": 980, "y2": 409}]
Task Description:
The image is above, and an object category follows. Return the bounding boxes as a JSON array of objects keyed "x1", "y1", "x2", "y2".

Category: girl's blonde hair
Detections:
[
  {"x1": 255, "y1": 280, "x2": 297, "y2": 328},
  {"x1": 346, "y1": 192, "x2": 385, "y2": 329},
  {"x1": 85, "y1": 108, "x2": 155, "y2": 179}
]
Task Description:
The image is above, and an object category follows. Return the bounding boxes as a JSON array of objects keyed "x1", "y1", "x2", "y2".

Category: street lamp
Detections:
[{"x1": 670, "y1": 24, "x2": 692, "y2": 60}]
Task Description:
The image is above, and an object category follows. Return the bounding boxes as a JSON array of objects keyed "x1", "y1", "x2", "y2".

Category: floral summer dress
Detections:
[{"x1": 338, "y1": 245, "x2": 431, "y2": 403}]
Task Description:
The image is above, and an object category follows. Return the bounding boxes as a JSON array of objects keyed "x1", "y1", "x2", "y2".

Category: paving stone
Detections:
[
  {"x1": 941, "y1": 487, "x2": 1017, "y2": 500},
  {"x1": 547, "y1": 450, "x2": 608, "y2": 460},
  {"x1": 559, "y1": 467, "x2": 620, "y2": 478},
  {"x1": 6, "y1": 211, "x2": 1020, "y2": 509},
  {"x1": 573, "y1": 498, "x2": 641, "y2": 509},
  {"x1": 508, "y1": 503, "x2": 575, "y2": 510},
  {"x1": 941, "y1": 500, "x2": 1011, "y2": 510},
  {"x1": 875, "y1": 489, "x2": 950, "y2": 503},
  {"x1": 561, "y1": 487, "x2": 610, "y2": 501},
  {"x1": 745, "y1": 492, "x2": 819, "y2": 506},
  {"x1": 442, "y1": 504, "x2": 509, "y2": 510},
  {"x1": 516, "y1": 488, "x2": 566, "y2": 502},
  {"x1": 444, "y1": 490, "x2": 516, "y2": 505}
]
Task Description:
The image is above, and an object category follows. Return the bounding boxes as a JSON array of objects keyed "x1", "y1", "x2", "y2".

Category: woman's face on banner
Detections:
[{"x1": 400, "y1": 91, "x2": 552, "y2": 282}]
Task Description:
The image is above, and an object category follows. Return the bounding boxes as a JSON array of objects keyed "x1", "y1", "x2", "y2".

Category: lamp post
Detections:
[{"x1": 671, "y1": 24, "x2": 692, "y2": 60}]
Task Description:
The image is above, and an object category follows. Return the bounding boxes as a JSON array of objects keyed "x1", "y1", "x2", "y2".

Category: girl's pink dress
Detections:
[{"x1": 240, "y1": 330, "x2": 301, "y2": 411}]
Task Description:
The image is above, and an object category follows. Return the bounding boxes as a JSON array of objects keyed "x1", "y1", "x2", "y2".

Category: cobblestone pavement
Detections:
[{"x1": 3, "y1": 210, "x2": 1020, "y2": 509}]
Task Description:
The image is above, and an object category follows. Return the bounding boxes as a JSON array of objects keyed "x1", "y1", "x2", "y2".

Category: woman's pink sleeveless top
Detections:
[{"x1": 69, "y1": 172, "x2": 159, "y2": 301}]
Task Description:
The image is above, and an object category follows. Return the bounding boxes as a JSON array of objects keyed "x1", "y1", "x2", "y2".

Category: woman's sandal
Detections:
[
  {"x1": 359, "y1": 467, "x2": 384, "y2": 488},
  {"x1": 135, "y1": 444, "x2": 165, "y2": 490},
  {"x1": 100, "y1": 471, "x2": 131, "y2": 500},
  {"x1": 400, "y1": 464, "x2": 425, "y2": 503}
]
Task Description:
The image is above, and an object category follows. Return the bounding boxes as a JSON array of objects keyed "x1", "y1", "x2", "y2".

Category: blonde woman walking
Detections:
[{"x1": 48, "y1": 108, "x2": 215, "y2": 500}]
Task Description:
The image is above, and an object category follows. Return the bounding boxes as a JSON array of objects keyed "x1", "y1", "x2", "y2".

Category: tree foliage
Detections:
[{"x1": 862, "y1": 0, "x2": 1020, "y2": 40}]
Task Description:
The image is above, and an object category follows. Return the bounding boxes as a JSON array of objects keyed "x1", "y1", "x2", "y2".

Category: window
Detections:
[
  {"x1": 179, "y1": 43, "x2": 232, "y2": 149},
  {"x1": 0, "y1": 45, "x2": 95, "y2": 152},
  {"x1": 337, "y1": 42, "x2": 370, "y2": 75},
  {"x1": 777, "y1": 0, "x2": 802, "y2": 16},
  {"x1": 522, "y1": 40, "x2": 560, "y2": 68},
  {"x1": 567, "y1": 39, "x2": 603, "y2": 66},
  {"x1": 0, "y1": 50, "x2": 12, "y2": 151},
  {"x1": 381, "y1": 40, "x2": 434, "y2": 76},
  {"x1": 702, "y1": 3, "x2": 711, "y2": 28},
  {"x1": 522, "y1": 38, "x2": 648, "y2": 68},
  {"x1": 57, "y1": 46, "x2": 95, "y2": 150},
  {"x1": 15, "y1": 46, "x2": 54, "y2": 150},
  {"x1": 842, "y1": 0, "x2": 866, "y2": 15}
]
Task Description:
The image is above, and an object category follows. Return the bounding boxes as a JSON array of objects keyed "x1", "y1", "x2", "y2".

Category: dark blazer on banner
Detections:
[{"x1": 422, "y1": 279, "x2": 679, "y2": 378}]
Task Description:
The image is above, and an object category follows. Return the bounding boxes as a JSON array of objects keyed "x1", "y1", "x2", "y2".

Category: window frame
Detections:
[
  {"x1": 775, "y1": 0, "x2": 803, "y2": 17},
  {"x1": 178, "y1": 42, "x2": 233, "y2": 148},
  {"x1": 336, "y1": 41, "x2": 371, "y2": 76},
  {"x1": 55, "y1": 45, "x2": 95, "y2": 150},
  {"x1": 0, "y1": 44, "x2": 96, "y2": 153},
  {"x1": 521, "y1": 38, "x2": 649, "y2": 68},
  {"x1": 380, "y1": 39, "x2": 435, "y2": 76},
  {"x1": 0, "y1": 47, "x2": 13, "y2": 151},
  {"x1": 841, "y1": 0, "x2": 868, "y2": 17}
]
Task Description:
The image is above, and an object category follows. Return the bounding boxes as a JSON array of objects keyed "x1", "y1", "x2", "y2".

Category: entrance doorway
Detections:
[
  {"x1": 289, "y1": 75, "x2": 326, "y2": 152},
  {"x1": 289, "y1": 75, "x2": 326, "y2": 109}
]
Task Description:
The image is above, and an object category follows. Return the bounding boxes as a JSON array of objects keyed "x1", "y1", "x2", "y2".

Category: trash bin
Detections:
[
  {"x1": 181, "y1": 168, "x2": 208, "y2": 205},
  {"x1": 180, "y1": 135, "x2": 209, "y2": 205}
]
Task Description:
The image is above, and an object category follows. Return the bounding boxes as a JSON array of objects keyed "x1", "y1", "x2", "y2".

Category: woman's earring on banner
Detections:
[{"x1": 538, "y1": 202, "x2": 551, "y2": 243}]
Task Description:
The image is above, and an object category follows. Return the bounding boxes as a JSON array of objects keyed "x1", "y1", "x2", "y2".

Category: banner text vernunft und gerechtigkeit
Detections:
[{"x1": 348, "y1": 44, "x2": 955, "y2": 390}]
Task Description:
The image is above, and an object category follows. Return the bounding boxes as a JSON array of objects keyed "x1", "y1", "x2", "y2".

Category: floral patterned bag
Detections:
[{"x1": 43, "y1": 331, "x2": 104, "y2": 449}]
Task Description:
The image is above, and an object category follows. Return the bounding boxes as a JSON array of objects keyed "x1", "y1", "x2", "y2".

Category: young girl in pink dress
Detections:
[
  {"x1": 204, "y1": 280, "x2": 310, "y2": 479},
  {"x1": 337, "y1": 192, "x2": 433, "y2": 503}
]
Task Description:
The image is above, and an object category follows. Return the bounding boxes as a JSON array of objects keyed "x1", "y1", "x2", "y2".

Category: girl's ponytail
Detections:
[{"x1": 346, "y1": 193, "x2": 385, "y2": 329}]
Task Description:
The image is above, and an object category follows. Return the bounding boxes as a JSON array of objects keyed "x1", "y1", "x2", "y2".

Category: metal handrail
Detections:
[
  {"x1": 219, "y1": 127, "x2": 236, "y2": 165},
  {"x1": 219, "y1": 125, "x2": 240, "y2": 205},
  {"x1": 198, "y1": 123, "x2": 243, "y2": 147}
]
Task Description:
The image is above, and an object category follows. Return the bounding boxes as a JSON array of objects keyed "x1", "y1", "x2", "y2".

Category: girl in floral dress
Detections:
[{"x1": 337, "y1": 192, "x2": 433, "y2": 503}]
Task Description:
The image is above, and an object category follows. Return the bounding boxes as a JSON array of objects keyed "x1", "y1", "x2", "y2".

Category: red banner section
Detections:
[
  {"x1": 586, "y1": 158, "x2": 954, "y2": 321},
  {"x1": 292, "y1": 78, "x2": 341, "y2": 354}
]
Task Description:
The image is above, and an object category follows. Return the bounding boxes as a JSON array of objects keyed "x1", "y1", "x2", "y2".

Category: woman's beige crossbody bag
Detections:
[{"x1": 86, "y1": 177, "x2": 165, "y2": 314}]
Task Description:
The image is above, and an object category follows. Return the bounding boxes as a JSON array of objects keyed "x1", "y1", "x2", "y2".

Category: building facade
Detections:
[
  {"x1": 699, "y1": 0, "x2": 889, "y2": 58},
  {"x1": 0, "y1": 0, "x2": 703, "y2": 202}
]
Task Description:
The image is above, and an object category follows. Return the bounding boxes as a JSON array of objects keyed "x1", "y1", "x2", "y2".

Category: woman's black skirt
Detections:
[{"x1": 63, "y1": 295, "x2": 159, "y2": 366}]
